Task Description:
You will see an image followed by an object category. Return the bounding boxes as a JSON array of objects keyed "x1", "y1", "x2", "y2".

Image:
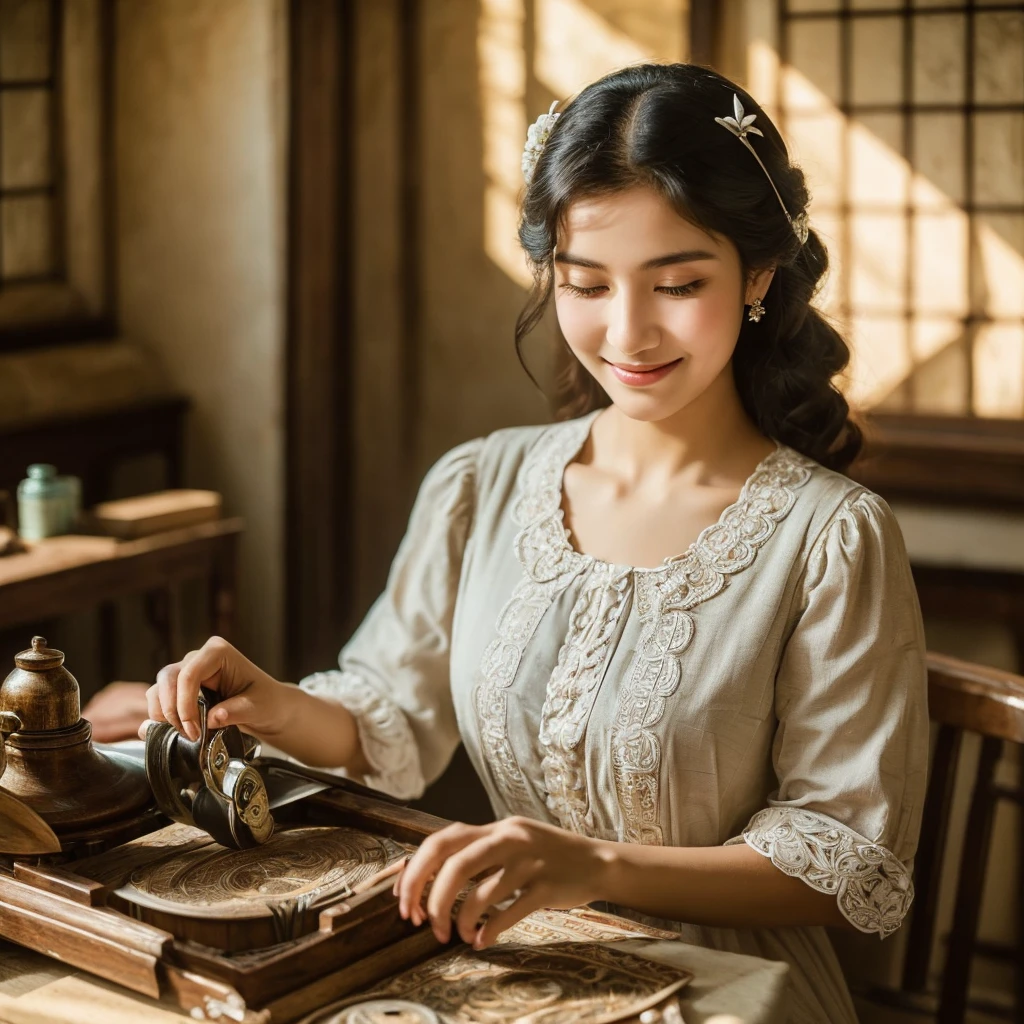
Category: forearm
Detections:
[
  {"x1": 595, "y1": 838, "x2": 850, "y2": 931},
  {"x1": 253, "y1": 684, "x2": 373, "y2": 775}
]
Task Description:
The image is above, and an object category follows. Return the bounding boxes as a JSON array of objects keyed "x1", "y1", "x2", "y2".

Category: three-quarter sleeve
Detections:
[
  {"x1": 727, "y1": 490, "x2": 929, "y2": 938},
  {"x1": 299, "y1": 439, "x2": 481, "y2": 800}
]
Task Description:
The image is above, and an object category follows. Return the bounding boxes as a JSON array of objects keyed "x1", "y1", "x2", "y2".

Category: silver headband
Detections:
[
  {"x1": 521, "y1": 92, "x2": 809, "y2": 246},
  {"x1": 714, "y1": 94, "x2": 809, "y2": 244}
]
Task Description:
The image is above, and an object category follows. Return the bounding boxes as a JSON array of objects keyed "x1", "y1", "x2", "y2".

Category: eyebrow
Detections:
[{"x1": 554, "y1": 249, "x2": 719, "y2": 271}]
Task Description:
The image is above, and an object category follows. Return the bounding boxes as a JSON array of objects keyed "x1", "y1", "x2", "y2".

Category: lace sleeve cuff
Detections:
[
  {"x1": 298, "y1": 670, "x2": 425, "y2": 801},
  {"x1": 725, "y1": 807, "x2": 914, "y2": 938}
]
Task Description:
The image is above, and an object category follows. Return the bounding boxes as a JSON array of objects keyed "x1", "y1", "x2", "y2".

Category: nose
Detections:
[{"x1": 605, "y1": 288, "x2": 660, "y2": 357}]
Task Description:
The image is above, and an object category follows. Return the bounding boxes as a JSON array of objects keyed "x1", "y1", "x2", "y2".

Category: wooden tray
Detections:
[
  {"x1": 0, "y1": 789, "x2": 692, "y2": 1023},
  {"x1": 0, "y1": 790, "x2": 450, "y2": 1023}
]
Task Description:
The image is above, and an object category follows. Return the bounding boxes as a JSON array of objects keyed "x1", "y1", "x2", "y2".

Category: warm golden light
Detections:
[
  {"x1": 534, "y1": 0, "x2": 662, "y2": 100},
  {"x1": 479, "y1": 0, "x2": 687, "y2": 290},
  {"x1": 478, "y1": 0, "x2": 532, "y2": 289},
  {"x1": 751, "y1": 18, "x2": 1024, "y2": 418}
]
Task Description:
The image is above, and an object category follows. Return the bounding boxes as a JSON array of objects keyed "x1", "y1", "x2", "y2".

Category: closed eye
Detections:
[
  {"x1": 657, "y1": 280, "x2": 706, "y2": 297},
  {"x1": 558, "y1": 280, "x2": 707, "y2": 299},
  {"x1": 558, "y1": 282, "x2": 607, "y2": 298}
]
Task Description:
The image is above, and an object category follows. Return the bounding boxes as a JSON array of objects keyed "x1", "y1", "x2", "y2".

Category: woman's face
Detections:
[{"x1": 553, "y1": 185, "x2": 773, "y2": 423}]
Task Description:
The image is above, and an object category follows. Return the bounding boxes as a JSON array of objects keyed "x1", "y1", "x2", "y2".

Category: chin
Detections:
[{"x1": 601, "y1": 385, "x2": 696, "y2": 424}]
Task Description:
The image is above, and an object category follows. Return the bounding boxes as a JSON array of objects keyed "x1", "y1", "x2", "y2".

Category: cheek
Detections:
[
  {"x1": 676, "y1": 289, "x2": 744, "y2": 355},
  {"x1": 553, "y1": 298, "x2": 604, "y2": 354}
]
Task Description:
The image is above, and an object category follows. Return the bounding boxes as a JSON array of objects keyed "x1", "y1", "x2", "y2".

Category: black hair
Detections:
[{"x1": 516, "y1": 62, "x2": 861, "y2": 472}]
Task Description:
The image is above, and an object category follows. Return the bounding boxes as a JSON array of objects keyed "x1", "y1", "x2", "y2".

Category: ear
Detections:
[{"x1": 744, "y1": 266, "x2": 776, "y2": 306}]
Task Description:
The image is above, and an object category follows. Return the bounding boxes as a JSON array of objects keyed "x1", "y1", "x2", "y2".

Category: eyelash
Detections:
[{"x1": 558, "y1": 280, "x2": 706, "y2": 299}]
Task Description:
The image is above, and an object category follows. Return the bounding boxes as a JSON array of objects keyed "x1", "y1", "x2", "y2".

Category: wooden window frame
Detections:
[
  {"x1": 0, "y1": 0, "x2": 116, "y2": 351},
  {"x1": 704, "y1": 2, "x2": 1024, "y2": 507}
]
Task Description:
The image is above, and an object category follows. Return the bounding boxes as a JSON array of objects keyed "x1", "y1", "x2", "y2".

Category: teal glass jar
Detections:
[{"x1": 17, "y1": 465, "x2": 78, "y2": 541}]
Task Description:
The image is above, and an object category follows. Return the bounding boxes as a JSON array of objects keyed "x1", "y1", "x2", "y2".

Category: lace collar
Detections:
[{"x1": 512, "y1": 411, "x2": 816, "y2": 582}]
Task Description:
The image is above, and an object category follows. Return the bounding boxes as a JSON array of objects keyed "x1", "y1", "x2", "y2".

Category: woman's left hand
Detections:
[{"x1": 394, "y1": 815, "x2": 611, "y2": 949}]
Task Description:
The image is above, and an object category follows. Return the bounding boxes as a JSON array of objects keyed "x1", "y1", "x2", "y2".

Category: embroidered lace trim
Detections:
[
  {"x1": 728, "y1": 806, "x2": 914, "y2": 938},
  {"x1": 299, "y1": 670, "x2": 424, "y2": 801},
  {"x1": 611, "y1": 447, "x2": 814, "y2": 844},
  {"x1": 539, "y1": 563, "x2": 633, "y2": 832},
  {"x1": 476, "y1": 414, "x2": 815, "y2": 836},
  {"x1": 474, "y1": 419, "x2": 594, "y2": 812}
]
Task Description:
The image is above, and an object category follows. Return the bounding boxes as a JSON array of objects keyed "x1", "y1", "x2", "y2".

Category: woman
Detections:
[{"x1": 145, "y1": 64, "x2": 928, "y2": 1023}]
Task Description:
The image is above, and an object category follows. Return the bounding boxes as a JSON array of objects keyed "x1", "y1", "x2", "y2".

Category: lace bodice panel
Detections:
[{"x1": 300, "y1": 415, "x2": 929, "y2": 942}]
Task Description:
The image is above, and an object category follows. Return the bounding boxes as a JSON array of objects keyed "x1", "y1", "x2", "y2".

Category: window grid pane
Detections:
[
  {"x1": 0, "y1": 0, "x2": 60, "y2": 285},
  {"x1": 779, "y1": 1, "x2": 1024, "y2": 418}
]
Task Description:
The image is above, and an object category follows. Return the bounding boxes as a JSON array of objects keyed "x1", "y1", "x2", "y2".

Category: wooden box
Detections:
[{"x1": 83, "y1": 489, "x2": 222, "y2": 539}]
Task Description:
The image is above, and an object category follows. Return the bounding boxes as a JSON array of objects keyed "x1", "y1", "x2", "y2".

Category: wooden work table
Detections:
[
  {"x1": 0, "y1": 931, "x2": 791, "y2": 1024},
  {"x1": 0, "y1": 519, "x2": 243, "y2": 678}
]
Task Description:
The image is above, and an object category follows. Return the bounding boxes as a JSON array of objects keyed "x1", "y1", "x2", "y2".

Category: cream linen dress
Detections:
[{"x1": 301, "y1": 411, "x2": 929, "y2": 1024}]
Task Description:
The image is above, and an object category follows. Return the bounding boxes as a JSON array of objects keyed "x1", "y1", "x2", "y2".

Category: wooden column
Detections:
[{"x1": 285, "y1": 0, "x2": 355, "y2": 678}]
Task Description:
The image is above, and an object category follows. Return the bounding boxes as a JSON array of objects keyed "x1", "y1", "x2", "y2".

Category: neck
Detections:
[{"x1": 592, "y1": 364, "x2": 771, "y2": 486}]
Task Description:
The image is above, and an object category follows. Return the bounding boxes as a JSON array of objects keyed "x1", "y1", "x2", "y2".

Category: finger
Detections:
[
  {"x1": 175, "y1": 641, "x2": 228, "y2": 741},
  {"x1": 426, "y1": 834, "x2": 509, "y2": 943},
  {"x1": 156, "y1": 662, "x2": 187, "y2": 736},
  {"x1": 206, "y1": 693, "x2": 257, "y2": 730},
  {"x1": 392, "y1": 855, "x2": 411, "y2": 897},
  {"x1": 145, "y1": 682, "x2": 165, "y2": 723},
  {"x1": 137, "y1": 717, "x2": 160, "y2": 740},
  {"x1": 474, "y1": 885, "x2": 549, "y2": 949},
  {"x1": 399, "y1": 823, "x2": 479, "y2": 926},
  {"x1": 455, "y1": 861, "x2": 535, "y2": 944}
]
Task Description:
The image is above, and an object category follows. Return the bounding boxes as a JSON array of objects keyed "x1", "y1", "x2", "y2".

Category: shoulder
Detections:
[
  {"x1": 778, "y1": 448, "x2": 898, "y2": 540},
  {"x1": 473, "y1": 414, "x2": 594, "y2": 496},
  {"x1": 419, "y1": 416, "x2": 587, "y2": 512},
  {"x1": 782, "y1": 455, "x2": 910, "y2": 591}
]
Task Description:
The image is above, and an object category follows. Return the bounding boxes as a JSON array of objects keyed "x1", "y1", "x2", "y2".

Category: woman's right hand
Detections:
[{"x1": 142, "y1": 636, "x2": 290, "y2": 742}]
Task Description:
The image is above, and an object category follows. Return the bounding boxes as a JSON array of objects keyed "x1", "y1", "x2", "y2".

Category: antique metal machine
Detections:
[
  {"x1": 0, "y1": 639, "x2": 692, "y2": 1023},
  {"x1": 143, "y1": 688, "x2": 403, "y2": 851},
  {"x1": 0, "y1": 636, "x2": 395, "y2": 858}
]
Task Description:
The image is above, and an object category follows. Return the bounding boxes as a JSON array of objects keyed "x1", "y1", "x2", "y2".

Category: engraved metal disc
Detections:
[{"x1": 116, "y1": 825, "x2": 405, "y2": 920}]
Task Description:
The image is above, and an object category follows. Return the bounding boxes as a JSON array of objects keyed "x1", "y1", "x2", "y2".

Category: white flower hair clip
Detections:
[
  {"x1": 715, "y1": 94, "x2": 809, "y2": 245},
  {"x1": 522, "y1": 100, "x2": 561, "y2": 185}
]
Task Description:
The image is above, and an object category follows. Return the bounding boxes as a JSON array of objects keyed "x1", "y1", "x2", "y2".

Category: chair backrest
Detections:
[{"x1": 901, "y1": 652, "x2": 1024, "y2": 1023}]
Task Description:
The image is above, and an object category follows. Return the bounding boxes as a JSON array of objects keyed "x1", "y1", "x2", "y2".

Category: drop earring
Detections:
[{"x1": 747, "y1": 297, "x2": 766, "y2": 323}]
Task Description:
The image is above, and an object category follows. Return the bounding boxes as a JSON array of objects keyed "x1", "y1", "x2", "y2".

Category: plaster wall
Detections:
[{"x1": 114, "y1": 0, "x2": 288, "y2": 675}]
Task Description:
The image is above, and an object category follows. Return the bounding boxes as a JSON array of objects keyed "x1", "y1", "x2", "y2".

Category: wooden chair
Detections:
[{"x1": 858, "y1": 651, "x2": 1024, "y2": 1022}]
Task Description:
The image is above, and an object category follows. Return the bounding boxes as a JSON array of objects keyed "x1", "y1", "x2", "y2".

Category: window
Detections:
[
  {"x1": 0, "y1": 0, "x2": 59, "y2": 285},
  {"x1": 0, "y1": 0, "x2": 112, "y2": 347},
  {"x1": 773, "y1": 1, "x2": 1024, "y2": 420}
]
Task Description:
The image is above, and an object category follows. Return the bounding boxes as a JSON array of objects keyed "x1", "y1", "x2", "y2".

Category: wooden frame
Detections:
[
  {"x1": 0, "y1": 790, "x2": 450, "y2": 1022},
  {"x1": 285, "y1": 0, "x2": 422, "y2": 679},
  {"x1": 285, "y1": 0, "x2": 354, "y2": 679},
  {"x1": 857, "y1": 653, "x2": 1024, "y2": 1022},
  {"x1": 0, "y1": 0, "x2": 117, "y2": 349},
  {"x1": 854, "y1": 412, "x2": 1024, "y2": 510},
  {"x1": 689, "y1": 0, "x2": 718, "y2": 67}
]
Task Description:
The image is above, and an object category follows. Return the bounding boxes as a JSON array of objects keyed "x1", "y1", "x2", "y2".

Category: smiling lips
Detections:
[{"x1": 605, "y1": 357, "x2": 683, "y2": 387}]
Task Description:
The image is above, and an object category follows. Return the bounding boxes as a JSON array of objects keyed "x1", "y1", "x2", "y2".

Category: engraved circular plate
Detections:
[
  {"x1": 303, "y1": 942, "x2": 690, "y2": 1024},
  {"x1": 116, "y1": 826, "x2": 403, "y2": 920}
]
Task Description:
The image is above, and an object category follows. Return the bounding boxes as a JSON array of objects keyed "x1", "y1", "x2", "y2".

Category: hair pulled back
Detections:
[{"x1": 516, "y1": 63, "x2": 861, "y2": 472}]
